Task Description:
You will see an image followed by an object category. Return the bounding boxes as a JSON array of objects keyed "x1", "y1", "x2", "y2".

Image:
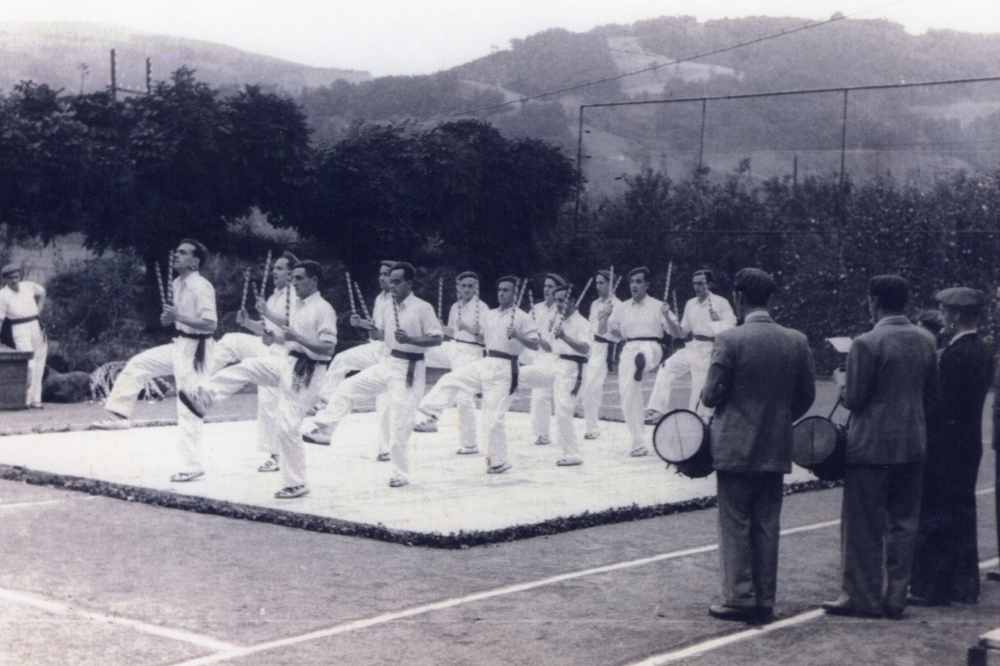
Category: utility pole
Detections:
[
  {"x1": 110, "y1": 49, "x2": 117, "y2": 102},
  {"x1": 109, "y1": 49, "x2": 152, "y2": 99}
]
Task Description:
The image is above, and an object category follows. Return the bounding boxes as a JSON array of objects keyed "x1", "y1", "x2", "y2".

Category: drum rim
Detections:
[
  {"x1": 791, "y1": 414, "x2": 843, "y2": 468},
  {"x1": 653, "y1": 408, "x2": 708, "y2": 465}
]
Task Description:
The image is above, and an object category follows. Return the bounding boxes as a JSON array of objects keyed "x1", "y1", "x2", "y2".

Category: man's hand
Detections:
[
  {"x1": 395, "y1": 329, "x2": 411, "y2": 344},
  {"x1": 282, "y1": 326, "x2": 301, "y2": 344},
  {"x1": 160, "y1": 305, "x2": 177, "y2": 326},
  {"x1": 661, "y1": 302, "x2": 674, "y2": 318},
  {"x1": 262, "y1": 330, "x2": 274, "y2": 346},
  {"x1": 507, "y1": 323, "x2": 516, "y2": 340},
  {"x1": 539, "y1": 339, "x2": 553, "y2": 353},
  {"x1": 236, "y1": 308, "x2": 249, "y2": 325},
  {"x1": 598, "y1": 303, "x2": 613, "y2": 320},
  {"x1": 442, "y1": 325, "x2": 455, "y2": 338},
  {"x1": 254, "y1": 293, "x2": 266, "y2": 315}
]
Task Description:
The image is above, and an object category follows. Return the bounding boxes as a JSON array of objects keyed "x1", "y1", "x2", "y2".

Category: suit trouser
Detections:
[
  {"x1": 716, "y1": 470, "x2": 784, "y2": 608},
  {"x1": 11, "y1": 320, "x2": 46, "y2": 406},
  {"x1": 200, "y1": 356, "x2": 324, "y2": 489},
  {"x1": 317, "y1": 341, "x2": 391, "y2": 455},
  {"x1": 419, "y1": 358, "x2": 515, "y2": 466},
  {"x1": 105, "y1": 338, "x2": 213, "y2": 473},
  {"x1": 617, "y1": 341, "x2": 662, "y2": 452},
  {"x1": 581, "y1": 341, "x2": 611, "y2": 434},
  {"x1": 314, "y1": 356, "x2": 424, "y2": 480},
  {"x1": 647, "y1": 342, "x2": 713, "y2": 416},
  {"x1": 519, "y1": 360, "x2": 583, "y2": 460},
  {"x1": 840, "y1": 462, "x2": 923, "y2": 614},
  {"x1": 210, "y1": 332, "x2": 284, "y2": 456}
]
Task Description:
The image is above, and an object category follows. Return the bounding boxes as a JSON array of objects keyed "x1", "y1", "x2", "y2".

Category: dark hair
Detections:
[
  {"x1": 293, "y1": 260, "x2": 323, "y2": 280},
  {"x1": 277, "y1": 250, "x2": 300, "y2": 267},
  {"x1": 733, "y1": 268, "x2": 777, "y2": 307},
  {"x1": 390, "y1": 262, "x2": 415, "y2": 282},
  {"x1": 179, "y1": 239, "x2": 209, "y2": 269},
  {"x1": 627, "y1": 267, "x2": 650, "y2": 282},
  {"x1": 380, "y1": 260, "x2": 398, "y2": 269},
  {"x1": 869, "y1": 275, "x2": 910, "y2": 312},
  {"x1": 456, "y1": 271, "x2": 480, "y2": 282},
  {"x1": 693, "y1": 269, "x2": 714, "y2": 284},
  {"x1": 916, "y1": 310, "x2": 944, "y2": 334}
]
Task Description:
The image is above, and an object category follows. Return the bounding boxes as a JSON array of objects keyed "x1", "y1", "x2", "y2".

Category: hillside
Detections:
[{"x1": 0, "y1": 22, "x2": 370, "y2": 95}]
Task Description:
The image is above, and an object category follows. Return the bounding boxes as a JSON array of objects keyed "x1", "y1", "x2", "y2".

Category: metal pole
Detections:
[
  {"x1": 146, "y1": 57, "x2": 152, "y2": 94},
  {"x1": 839, "y1": 89, "x2": 848, "y2": 190},
  {"x1": 697, "y1": 98, "x2": 707, "y2": 173},
  {"x1": 110, "y1": 49, "x2": 117, "y2": 102},
  {"x1": 573, "y1": 106, "x2": 585, "y2": 235}
]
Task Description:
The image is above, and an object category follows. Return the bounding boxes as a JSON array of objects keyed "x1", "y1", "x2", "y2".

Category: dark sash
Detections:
[
  {"x1": 559, "y1": 354, "x2": 588, "y2": 396},
  {"x1": 289, "y1": 350, "x2": 331, "y2": 392},
  {"x1": 487, "y1": 350, "x2": 519, "y2": 394},
  {"x1": 455, "y1": 339, "x2": 485, "y2": 347},
  {"x1": 174, "y1": 330, "x2": 212, "y2": 372},
  {"x1": 594, "y1": 335, "x2": 616, "y2": 372},
  {"x1": 390, "y1": 349, "x2": 425, "y2": 388},
  {"x1": 8, "y1": 315, "x2": 39, "y2": 326}
]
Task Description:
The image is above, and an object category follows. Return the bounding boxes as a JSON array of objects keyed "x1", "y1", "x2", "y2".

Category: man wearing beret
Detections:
[
  {"x1": 0, "y1": 264, "x2": 47, "y2": 408},
  {"x1": 824, "y1": 275, "x2": 938, "y2": 619},
  {"x1": 701, "y1": 268, "x2": 815, "y2": 624},
  {"x1": 910, "y1": 287, "x2": 994, "y2": 605}
]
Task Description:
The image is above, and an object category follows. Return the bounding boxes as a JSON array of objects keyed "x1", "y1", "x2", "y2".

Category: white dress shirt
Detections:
[
  {"x1": 587, "y1": 295, "x2": 622, "y2": 341},
  {"x1": 609, "y1": 295, "x2": 667, "y2": 340},
  {"x1": 384, "y1": 293, "x2": 443, "y2": 354},
  {"x1": 288, "y1": 291, "x2": 338, "y2": 361},
  {"x1": 171, "y1": 272, "x2": 217, "y2": 334},
  {"x1": 483, "y1": 306, "x2": 539, "y2": 356},
  {"x1": 448, "y1": 297, "x2": 491, "y2": 343},
  {"x1": 0, "y1": 281, "x2": 43, "y2": 320},
  {"x1": 551, "y1": 312, "x2": 591, "y2": 357},
  {"x1": 671, "y1": 293, "x2": 737, "y2": 338}
]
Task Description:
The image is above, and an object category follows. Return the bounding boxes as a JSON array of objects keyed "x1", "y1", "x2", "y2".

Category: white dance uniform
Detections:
[
  {"x1": 579, "y1": 294, "x2": 622, "y2": 435},
  {"x1": 524, "y1": 300, "x2": 559, "y2": 441},
  {"x1": 0, "y1": 280, "x2": 47, "y2": 406}
]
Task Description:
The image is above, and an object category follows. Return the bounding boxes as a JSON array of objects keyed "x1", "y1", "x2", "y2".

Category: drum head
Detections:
[
  {"x1": 653, "y1": 409, "x2": 707, "y2": 464},
  {"x1": 792, "y1": 416, "x2": 839, "y2": 468}
]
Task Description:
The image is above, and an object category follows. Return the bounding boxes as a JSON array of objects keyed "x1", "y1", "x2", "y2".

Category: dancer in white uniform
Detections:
[
  {"x1": 519, "y1": 284, "x2": 590, "y2": 466},
  {"x1": 417, "y1": 276, "x2": 539, "y2": 472},
  {"x1": 303, "y1": 263, "x2": 442, "y2": 487},
  {"x1": 209, "y1": 251, "x2": 298, "y2": 473},
  {"x1": 646, "y1": 270, "x2": 736, "y2": 422},
  {"x1": 413, "y1": 272, "x2": 490, "y2": 451},
  {"x1": 525, "y1": 274, "x2": 564, "y2": 446},
  {"x1": 90, "y1": 240, "x2": 217, "y2": 483},
  {"x1": 0, "y1": 264, "x2": 47, "y2": 408},
  {"x1": 579, "y1": 269, "x2": 622, "y2": 439},
  {"x1": 181, "y1": 260, "x2": 337, "y2": 499},
  {"x1": 608, "y1": 267, "x2": 668, "y2": 457},
  {"x1": 315, "y1": 260, "x2": 395, "y2": 461}
]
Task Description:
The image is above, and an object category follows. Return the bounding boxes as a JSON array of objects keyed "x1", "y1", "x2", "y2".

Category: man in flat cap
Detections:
[
  {"x1": 911, "y1": 287, "x2": 994, "y2": 605},
  {"x1": 824, "y1": 275, "x2": 938, "y2": 620},
  {"x1": 0, "y1": 264, "x2": 47, "y2": 408},
  {"x1": 701, "y1": 268, "x2": 815, "y2": 624}
]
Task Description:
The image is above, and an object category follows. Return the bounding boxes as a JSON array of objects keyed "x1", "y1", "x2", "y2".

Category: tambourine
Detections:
[
  {"x1": 792, "y1": 398, "x2": 848, "y2": 481},
  {"x1": 652, "y1": 408, "x2": 714, "y2": 478}
]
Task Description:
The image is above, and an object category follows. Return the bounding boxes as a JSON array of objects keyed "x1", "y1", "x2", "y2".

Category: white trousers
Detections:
[
  {"x1": 201, "y1": 355, "x2": 326, "y2": 489},
  {"x1": 519, "y1": 358, "x2": 584, "y2": 460},
  {"x1": 210, "y1": 332, "x2": 285, "y2": 455},
  {"x1": 317, "y1": 341, "x2": 391, "y2": 455},
  {"x1": 419, "y1": 357, "x2": 516, "y2": 468},
  {"x1": 434, "y1": 341, "x2": 483, "y2": 449},
  {"x1": 105, "y1": 337, "x2": 213, "y2": 473},
  {"x1": 617, "y1": 341, "x2": 662, "y2": 452},
  {"x1": 11, "y1": 320, "x2": 46, "y2": 406},
  {"x1": 580, "y1": 339, "x2": 612, "y2": 434},
  {"x1": 647, "y1": 342, "x2": 714, "y2": 417},
  {"x1": 522, "y1": 349, "x2": 554, "y2": 439},
  {"x1": 314, "y1": 355, "x2": 425, "y2": 480}
]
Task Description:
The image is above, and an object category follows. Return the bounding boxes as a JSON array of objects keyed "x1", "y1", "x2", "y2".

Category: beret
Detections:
[
  {"x1": 496, "y1": 275, "x2": 519, "y2": 288},
  {"x1": 456, "y1": 271, "x2": 480, "y2": 282},
  {"x1": 1, "y1": 263, "x2": 20, "y2": 277}
]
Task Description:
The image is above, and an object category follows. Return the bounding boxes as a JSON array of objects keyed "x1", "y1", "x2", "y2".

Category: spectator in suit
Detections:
[
  {"x1": 701, "y1": 268, "x2": 816, "y2": 624},
  {"x1": 823, "y1": 275, "x2": 938, "y2": 620}
]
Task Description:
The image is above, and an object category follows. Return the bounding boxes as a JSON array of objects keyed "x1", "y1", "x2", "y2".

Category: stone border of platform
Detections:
[{"x1": 0, "y1": 463, "x2": 840, "y2": 549}]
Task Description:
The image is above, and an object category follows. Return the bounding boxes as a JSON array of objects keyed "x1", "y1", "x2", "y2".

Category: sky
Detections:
[{"x1": 1, "y1": 0, "x2": 999, "y2": 76}]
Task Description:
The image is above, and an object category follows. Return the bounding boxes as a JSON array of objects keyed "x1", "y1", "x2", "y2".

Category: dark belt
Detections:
[
  {"x1": 289, "y1": 350, "x2": 331, "y2": 392},
  {"x1": 390, "y1": 349, "x2": 425, "y2": 387},
  {"x1": 174, "y1": 330, "x2": 212, "y2": 372},
  {"x1": 594, "y1": 335, "x2": 617, "y2": 372},
  {"x1": 625, "y1": 337, "x2": 661, "y2": 343},
  {"x1": 8, "y1": 315, "x2": 39, "y2": 326},
  {"x1": 487, "y1": 350, "x2": 519, "y2": 394},
  {"x1": 692, "y1": 334, "x2": 715, "y2": 342},
  {"x1": 559, "y1": 354, "x2": 588, "y2": 396},
  {"x1": 455, "y1": 339, "x2": 485, "y2": 347}
]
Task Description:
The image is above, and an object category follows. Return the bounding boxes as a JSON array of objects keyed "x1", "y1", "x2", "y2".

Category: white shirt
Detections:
[
  {"x1": 288, "y1": 291, "x2": 338, "y2": 361},
  {"x1": 483, "y1": 306, "x2": 539, "y2": 356},
  {"x1": 609, "y1": 295, "x2": 668, "y2": 340},
  {"x1": 448, "y1": 297, "x2": 491, "y2": 344},
  {"x1": 533, "y1": 300, "x2": 559, "y2": 346},
  {"x1": 587, "y1": 295, "x2": 622, "y2": 342},
  {"x1": 384, "y1": 293, "x2": 443, "y2": 355},
  {"x1": 372, "y1": 291, "x2": 392, "y2": 334},
  {"x1": 263, "y1": 285, "x2": 298, "y2": 336},
  {"x1": 0, "y1": 281, "x2": 44, "y2": 320},
  {"x1": 551, "y1": 311, "x2": 591, "y2": 357},
  {"x1": 172, "y1": 272, "x2": 217, "y2": 335},
  {"x1": 670, "y1": 293, "x2": 737, "y2": 339}
]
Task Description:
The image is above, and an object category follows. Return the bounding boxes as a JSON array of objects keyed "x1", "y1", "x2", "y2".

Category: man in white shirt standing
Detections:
[
  {"x1": 414, "y1": 271, "x2": 490, "y2": 452},
  {"x1": 0, "y1": 264, "x2": 47, "y2": 408},
  {"x1": 646, "y1": 269, "x2": 737, "y2": 423},
  {"x1": 314, "y1": 260, "x2": 395, "y2": 461},
  {"x1": 181, "y1": 260, "x2": 337, "y2": 499},
  {"x1": 303, "y1": 262, "x2": 442, "y2": 488},
  {"x1": 90, "y1": 240, "x2": 217, "y2": 483},
  {"x1": 579, "y1": 269, "x2": 621, "y2": 440},
  {"x1": 525, "y1": 273, "x2": 565, "y2": 446},
  {"x1": 608, "y1": 267, "x2": 668, "y2": 457},
  {"x1": 209, "y1": 250, "x2": 298, "y2": 473},
  {"x1": 417, "y1": 276, "x2": 539, "y2": 473},
  {"x1": 519, "y1": 283, "x2": 590, "y2": 466}
]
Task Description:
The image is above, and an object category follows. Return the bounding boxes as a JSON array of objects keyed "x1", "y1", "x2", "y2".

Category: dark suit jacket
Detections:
[
  {"x1": 702, "y1": 311, "x2": 816, "y2": 473},
  {"x1": 842, "y1": 315, "x2": 938, "y2": 465}
]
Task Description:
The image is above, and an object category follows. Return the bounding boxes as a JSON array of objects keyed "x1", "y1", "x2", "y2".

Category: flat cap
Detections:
[
  {"x1": 935, "y1": 287, "x2": 984, "y2": 308},
  {"x1": 1, "y1": 263, "x2": 20, "y2": 277}
]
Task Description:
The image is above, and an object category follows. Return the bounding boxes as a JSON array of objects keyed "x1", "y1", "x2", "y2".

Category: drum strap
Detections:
[
  {"x1": 487, "y1": 350, "x2": 519, "y2": 394},
  {"x1": 558, "y1": 354, "x2": 588, "y2": 396}
]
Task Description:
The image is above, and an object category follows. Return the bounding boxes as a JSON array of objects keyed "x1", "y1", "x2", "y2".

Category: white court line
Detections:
[
  {"x1": 0, "y1": 587, "x2": 238, "y2": 652},
  {"x1": 0, "y1": 496, "x2": 99, "y2": 512},
  {"x1": 171, "y1": 517, "x2": 843, "y2": 666}
]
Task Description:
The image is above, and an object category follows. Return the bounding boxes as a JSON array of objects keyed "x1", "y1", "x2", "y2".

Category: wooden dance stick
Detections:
[
  {"x1": 437, "y1": 277, "x2": 444, "y2": 321},
  {"x1": 612, "y1": 275, "x2": 623, "y2": 295},
  {"x1": 285, "y1": 280, "x2": 291, "y2": 326},
  {"x1": 154, "y1": 262, "x2": 166, "y2": 308},
  {"x1": 574, "y1": 277, "x2": 593, "y2": 311},
  {"x1": 239, "y1": 268, "x2": 251, "y2": 312},
  {"x1": 165, "y1": 251, "x2": 176, "y2": 306},
  {"x1": 346, "y1": 271, "x2": 356, "y2": 315},
  {"x1": 353, "y1": 281, "x2": 371, "y2": 321},
  {"x1": 672, "y1": 289, "x2": 679, "y2": 319},
  {"x1": 259, "y1": 249, "x2": 272, "y2": 300},
  {"x1": 664, "y1": 261, "x2": 673, "y2": 301}
]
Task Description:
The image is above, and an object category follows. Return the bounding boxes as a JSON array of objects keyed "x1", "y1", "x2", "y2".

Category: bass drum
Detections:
[
  {"x1": 791, "y1": 415, "x2": 846, "y2": 481},
  {"x1": 652, "y1": 408, "x2": 713, "y2": 479}
]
